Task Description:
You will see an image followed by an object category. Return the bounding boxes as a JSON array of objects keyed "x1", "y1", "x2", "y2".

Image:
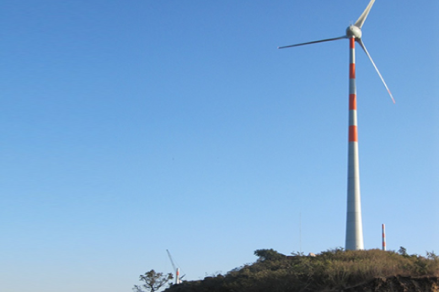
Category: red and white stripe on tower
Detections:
[
  {"x1": 176, "y1": 268, "x2": 181, "y2": 284},
  {"x1": 345, "y1": 37, "x2": 364, "y2": 250},
  {"x1": 382, "y1": 224, "x2": 386, "y2": 251}
]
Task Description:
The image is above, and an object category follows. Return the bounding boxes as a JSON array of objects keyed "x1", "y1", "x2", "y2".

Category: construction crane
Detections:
[{"x1": 166, "y1": 249, "x2": 184, "y2": 284}]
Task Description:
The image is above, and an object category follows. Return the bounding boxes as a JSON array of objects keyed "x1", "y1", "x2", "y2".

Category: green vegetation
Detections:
[
  {"x1": 164, "y1": 248, "x2": 439, "y2": 292},
  {"x1": 133, "y1": 270, "x2": 173, "y2": 292}
]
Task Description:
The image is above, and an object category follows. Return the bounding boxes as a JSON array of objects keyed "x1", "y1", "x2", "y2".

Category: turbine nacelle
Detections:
[
  {"x1": 278, "y1": 0, "x2": 395, "y2": 103},
  {"x1": 346, "y1": 25, "x2": 362, "y2": 40}
]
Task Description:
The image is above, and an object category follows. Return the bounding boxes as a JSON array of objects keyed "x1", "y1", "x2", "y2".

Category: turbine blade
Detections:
[
  {"x1": 358, "y1": 40, "x2": 395, "y2": 103},
  {"x1": 354, "y1": 0, "x2": 376, "y2": 28},
  {"x1": 278, "y1": 36, "x2": 347, "y2": 49}
]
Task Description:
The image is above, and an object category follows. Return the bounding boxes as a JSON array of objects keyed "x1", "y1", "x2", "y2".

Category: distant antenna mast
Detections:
[
  {"x1": 299, "y1": 213, "x2": 302, "y2": 253},
  {"x1": 382, "y1": 224, "x2": 386, "y2": 251},
  {"x1": 166, "y1": 249, "x2": 182, "y2": 284}
]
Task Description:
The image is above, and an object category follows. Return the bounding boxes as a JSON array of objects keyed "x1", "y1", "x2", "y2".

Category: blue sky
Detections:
[{"x1": 1, "y1": 1, "x2": 438, "y2": 291}]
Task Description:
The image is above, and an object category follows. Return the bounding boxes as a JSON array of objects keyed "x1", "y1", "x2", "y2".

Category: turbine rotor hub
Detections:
[{"x1": 346, "y1": 25, "x2": 362, "y2": 39}]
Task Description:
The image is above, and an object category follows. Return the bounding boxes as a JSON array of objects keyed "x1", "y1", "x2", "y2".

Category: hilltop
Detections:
[{"x1": 164, "y1": 248, "x2": 439, "y2": 292}]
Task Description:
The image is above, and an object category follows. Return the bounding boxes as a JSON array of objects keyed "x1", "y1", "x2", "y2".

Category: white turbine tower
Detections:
[{"x1": 278, "y1": 0, "x2": 394, "y2": 250}]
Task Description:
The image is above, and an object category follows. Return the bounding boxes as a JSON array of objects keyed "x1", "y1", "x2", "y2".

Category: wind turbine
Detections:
[
  {"x1": 167, "y1": 249, "x2": 184, "y2": 284},
  {"x1": 278, "y1": 0, "x2": 394, "y2": 250}
]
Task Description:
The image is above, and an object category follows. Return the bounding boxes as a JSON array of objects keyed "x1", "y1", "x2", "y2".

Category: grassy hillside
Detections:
[{"x1": 165, "y1": 248, "x2": 439, "y2": 292}]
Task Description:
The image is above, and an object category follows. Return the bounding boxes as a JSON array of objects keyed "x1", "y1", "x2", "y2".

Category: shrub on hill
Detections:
[{"x1": 164, "y1": 248, "x2": 439, "y2": 292}]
